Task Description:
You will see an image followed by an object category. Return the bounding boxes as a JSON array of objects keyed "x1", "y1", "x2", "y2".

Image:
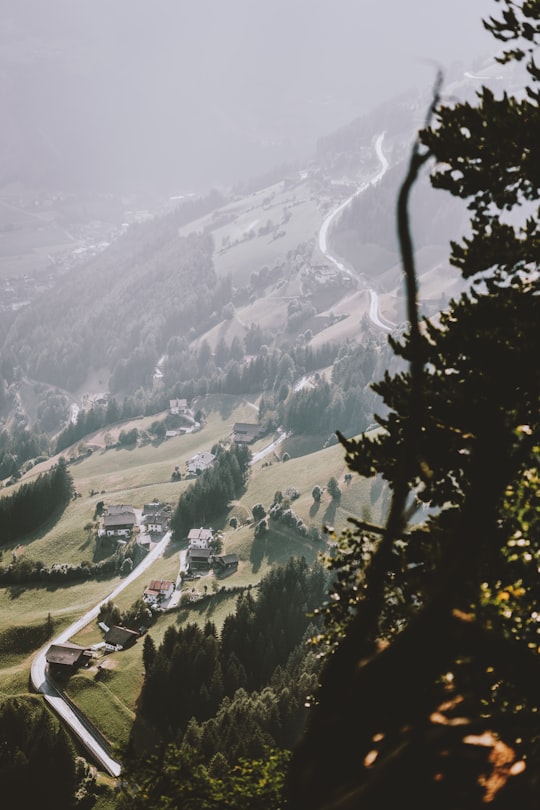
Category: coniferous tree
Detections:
[
  {"x1": 0, "y1": 696, "x2": 78, "y2": 809},
  {"x1": 285, "y1": 2, "x2": 540, "y2": 808},
  {"x1": 0, "y1": 459, "x2": 73, "y2": 544},
  {"x1": 142, "y1": 634, "x2": 157, "y2": 676}
]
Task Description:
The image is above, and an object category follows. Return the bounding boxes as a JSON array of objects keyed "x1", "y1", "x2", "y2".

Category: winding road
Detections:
[
  {"x1": 30, "y1": 528, "x2": 172, "y2": 777},
  {"x1": 318, "y1": 132, "x2": 394, "y2": 333},
  {"x1": 251, "y1": 430, "x2": 290, "y2": 463},
  {"x1": 29, "y1": 135, "x2": 394, "y2": 778}
]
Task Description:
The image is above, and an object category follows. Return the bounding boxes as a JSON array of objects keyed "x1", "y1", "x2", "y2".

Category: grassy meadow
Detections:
[
  {"x1": 0, "y1": 389, "x2": 388, "y2": 750},
  {"x1": 0, "y1": 119, "x2": 459, "y2": 774},
  {"x1": 64, "y1": 589, "x2": 242, "y2": 751},
  {"x1": 178, "y1": 176, "x2": 324, "y2": 289}
]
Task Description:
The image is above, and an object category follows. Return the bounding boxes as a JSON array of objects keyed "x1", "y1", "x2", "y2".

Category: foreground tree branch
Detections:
[{"x1": 285, "y1": 3, "x2": 540, "y2": 807}]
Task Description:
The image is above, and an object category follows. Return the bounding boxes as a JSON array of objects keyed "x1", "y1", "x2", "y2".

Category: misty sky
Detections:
[{"x1": 1, "y1": 0, "x2": 494, "y2": 194}]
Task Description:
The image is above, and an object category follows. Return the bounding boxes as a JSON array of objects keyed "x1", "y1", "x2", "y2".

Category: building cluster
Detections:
[
  {"x1": 141, "y1": 502, "x2": 172, "y2": 533},
  {"x1": 185, "y1": 526, "x2": 239, "y2": 577},
  {"x1": 98, "y1": 504, "x2": 136, "y2": 539},
  {"x1": 97, "y1": 502, "x2": 172, "y2": 540},
  {"x1": 165, "y1": 398, "x2": 201, "y2": 437},
  {"x1": 45, "y1": 623, "x2": 141, "y2": 676}
]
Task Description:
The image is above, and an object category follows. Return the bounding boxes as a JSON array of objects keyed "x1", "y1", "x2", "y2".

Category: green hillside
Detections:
[
  {"x1": 0, "y1": 84, "x2": 465, "y2": 426},
  {"x1": 0, "y1": 392, "x2": 387, "y2": 711},
  {"x1": 0, "y1": 81, "x2": 454, "y2": 768}
]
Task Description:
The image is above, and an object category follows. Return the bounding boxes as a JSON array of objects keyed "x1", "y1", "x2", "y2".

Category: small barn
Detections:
[
  {"x1": 46, "y1": 642, "x2": 92, "y2": 672},
  {"x1": 186, "y1": 547, "x2": 212, "y2": 572},
  {"x1": 232, "y1": 422, "x2": 262, "y2": 444},
  {"x1": 213, "y1": 554, "x2": 239, "y2": 575},
  {"x1": 103, "y1": 625, "x2": 139, "y2": 651}
]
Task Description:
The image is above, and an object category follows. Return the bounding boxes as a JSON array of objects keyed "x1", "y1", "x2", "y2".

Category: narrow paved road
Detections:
[
  {"x1": 29, "y1": 136, "x2": 392, "y2": 776},
  {"x1": 30, "y1": 529, "x2": 172, "y2": 777},
  {"x1": 318, "y1": 131, "x2": 393, "y2": 333},
  {"x1": 251, "y1": 430, "x2": 290, "y2": 463}
]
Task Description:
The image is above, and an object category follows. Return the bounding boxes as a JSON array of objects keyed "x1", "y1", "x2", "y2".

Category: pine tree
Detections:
[
  {"x1": 285, "y1": 2, "x2": 540, "y2": 808},
  {"x1": 142, "y1": 634, "x2": 157, "y2": 676}
]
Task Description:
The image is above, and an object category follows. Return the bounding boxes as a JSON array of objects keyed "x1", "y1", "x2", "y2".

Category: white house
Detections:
[
  {"x1": 146, "y1": 513, "x2": 169, "y2": 533},
  {"x1": 186, "y1": 451, "x2": 216, "y2": 476},
  {"x1": 102, "y1": 509, "x2": 137, "y2": 537},
  {"x1": 142, "y1": 502, "x2": 171, "y2": 533},
  {"x1": 143, "y1": 579, "x2": 175, "y2": 605},
  {"x1": 187, "y1": 527, "x2": 213, "y2": 548},
  {"x1": 170, "y1": 398, "x2": 188, "y2": 415}
]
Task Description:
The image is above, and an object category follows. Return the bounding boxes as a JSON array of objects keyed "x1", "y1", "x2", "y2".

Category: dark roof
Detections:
[
  {"x1": 46, "y1": 642, "x2": 89, "y2": 667},
  {"x1": 233, "y1": 422, "x2": 261, "y2": 433},
  {"x1": 106, "y1": 504, "x2": 135, "y2": 516},
  {"x1": 187, "y1": 547, "x2": 212, "y2": 560},
  {"x1": 214, "y1": 554, "x2": 239, "y2": 568},
  {"x1": 104, "y1": 625, "x2": 139, "y2": 647},
  {"x1": 146, "y1": 511, "x2": 169, "y2": 523},
  {"x1": 103, "y1": 512, "x2": 136, "y2": 528},
  {"x1": 233, "y1": 422, "x2": 262, "y2": 443},
  {"x1": 143, "y1": 502, "x2": 161, "y2": 514}
]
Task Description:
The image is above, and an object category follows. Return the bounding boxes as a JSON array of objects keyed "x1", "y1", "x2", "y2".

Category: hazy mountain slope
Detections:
[
  {"x1": 1, "y1": 56, "x2": 508, "y2": 416},
  {"x1": 0, "y1": 98, "x2": 431, "y2": 399},
  {"x1": 3, "y1": 207, "x2": 224, "y2": 392},
  {"x1": 0, "y1": 1, "x2": 493, "y2": 195}
]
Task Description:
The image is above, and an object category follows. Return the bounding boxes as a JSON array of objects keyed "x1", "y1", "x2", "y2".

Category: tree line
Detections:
[
  {"x1": 128, "y1": 558, "x2": 326, "y2": 759},
  {"x1": 285, "y1": 3, "x2": 540, "y2": 807},
  {"x1": 170, "y1": 443, "x2": 252, "y2": 540},
  {"x1": 54, "y1": 396, "x2": 144, "y2": 453},
  {"x1": 0, "y1": 425, "x2": 49, "y2": 481},
  {"x1": 113, "y1": 3, "x2": 540, "y2": 807},
  {"x1": 4, "y1": 221, "x2": 223, "y2": 395},
  {"x1": 2, "y1": 319, "x2": 384, "y2": 484},
  {"x1": 0, "y1": 458, "x2": 73, "y2": 545},
  {"x1": 0, "y1": 694, "x2": 99, "y2": 809}
]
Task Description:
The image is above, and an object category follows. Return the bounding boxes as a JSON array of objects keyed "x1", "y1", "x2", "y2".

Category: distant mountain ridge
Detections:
[
  {"x1": 0, "y1": 1, "x2": 493, "y2": 195},
  {"x1": 0, "y1": 53, "x2": 506, "y2": 441}
]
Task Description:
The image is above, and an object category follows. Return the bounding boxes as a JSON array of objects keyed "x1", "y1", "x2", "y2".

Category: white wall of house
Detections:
[
  {"x1": 106, "y1": 528, "x2": 130, "y2": 537},
  {"x1": 189, "y1": 538, "x2": 208, "y2": 549}
]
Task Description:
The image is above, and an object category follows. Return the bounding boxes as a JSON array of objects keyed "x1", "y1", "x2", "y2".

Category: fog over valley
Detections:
[
  {"x1": 1, "y1": 3, "x2": 535, "y2": 806},
  {"x1": 2, "y1": 0, "x2": 493, "y2": 193},
  {"x1": 0, "y1": 0, "x2": 502, "y2": 448}
]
